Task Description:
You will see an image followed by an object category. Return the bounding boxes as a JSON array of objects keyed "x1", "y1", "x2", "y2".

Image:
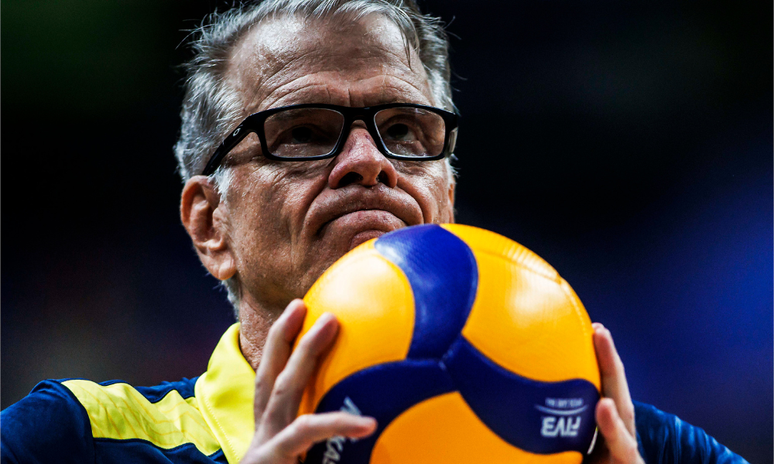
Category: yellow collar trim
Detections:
[{"x1": 195, "y1": 323, "x2": 255, "y2": 464}]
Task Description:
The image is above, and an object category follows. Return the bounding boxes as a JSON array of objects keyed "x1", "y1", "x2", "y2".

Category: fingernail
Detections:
[
  {"x1": 310, "y1": 312, "x2": 336, "y2": 332},
  {"x1": 358, "y1": 417, "x2": 377, "y2": 431},
  {"x1": 350, "y1": 417, "x2": 377, "y2": 440},
  {"x1": 282, "y1": 299, "x2": 304, "y2": 318},
  {"x1": 290, "y1": 298, "x2": 306, "y2": 312},
  {"x1": 592, "y1": 322, "x2": 604, "y2": 331},
  {"x1": 318, "y1": 312, "x2": 335, "y2": 324},
  {"x1": 360, "y1": 417, "x2": 377, "y2": 427}
]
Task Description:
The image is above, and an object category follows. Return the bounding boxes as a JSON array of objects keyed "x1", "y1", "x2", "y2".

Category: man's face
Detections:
[{"x1": 219, "y1": 14, "x2": 455, "y2": 313}]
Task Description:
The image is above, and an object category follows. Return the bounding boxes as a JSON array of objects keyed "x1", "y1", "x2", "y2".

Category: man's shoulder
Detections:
[
  {"x1": 61, "y1": 376, "x2": 199, "y2": 419},
  {"x1": 2, "y1": 377, "x2": 226, "y2": 464},
  {"x1": 634, "y1": 401, "x2": 749, "y2": 464}
]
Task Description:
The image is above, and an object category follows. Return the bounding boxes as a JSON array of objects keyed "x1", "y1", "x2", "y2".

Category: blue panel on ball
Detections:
[
  {"x1": 443, "y1": 336, "x2": 600, "y2": 455},
  {"x1": 374, "y1": 224, "x2": 478, "y2": 360},
  {"x1": 306, "y1": 359, "x2": 454, "y2": 464}
]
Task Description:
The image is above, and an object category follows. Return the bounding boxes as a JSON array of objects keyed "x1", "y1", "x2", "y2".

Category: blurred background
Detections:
[{"x1": 2, "y1": 0, "x2": 771, "y2": 461}]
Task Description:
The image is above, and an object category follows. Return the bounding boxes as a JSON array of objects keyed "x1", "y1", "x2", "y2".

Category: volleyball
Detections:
[{"x1": 298, "y1": 224, "x2": 600, "y2": 464}]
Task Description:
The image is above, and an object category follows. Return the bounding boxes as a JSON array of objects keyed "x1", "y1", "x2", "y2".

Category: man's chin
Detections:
[{"x1": 348, "y1": 229, "x2": 388, "y2": 250}]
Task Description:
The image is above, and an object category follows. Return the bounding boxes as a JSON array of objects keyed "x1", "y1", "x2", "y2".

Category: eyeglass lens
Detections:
[
  {"x1": 375, "y1": 107, "x2": 445, "y2": 157},
  {"x1": 262, "y1": 107, "x2": 447, "y2": 158}
]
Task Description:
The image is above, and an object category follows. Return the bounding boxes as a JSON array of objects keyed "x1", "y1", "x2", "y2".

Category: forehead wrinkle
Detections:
[
  {"x1": 262, "y1": 48, "x2": 419, "y2": 96},
  {"x1": 224, "y1": 19, "x2": 310, "y2": 113},
  {"x1": 270, "y1": 72, "x2": 430, "y2": 108},
  {"x1": 228, "y1": 45, "x2": 319, "y2": 115},
  {"x1": 245, "y1": 80, "x2": 330, "y2": 115},
  {"x1": 227, "y1": 14, "x2": 433, "y2": 117}
]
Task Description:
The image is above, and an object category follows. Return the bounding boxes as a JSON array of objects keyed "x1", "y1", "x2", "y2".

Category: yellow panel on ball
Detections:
[
  {"x1": 299, "y1": 241, "x2": 416, "y2": 415},
  {"x1": 443, "y1": 224, "x2": 599, "y2": 388},
  {"x1": 371, "y1": 392, "x2": 581, "y2": 464}
]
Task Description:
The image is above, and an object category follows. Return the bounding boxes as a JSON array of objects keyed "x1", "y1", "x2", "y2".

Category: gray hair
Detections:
[{"x1": 174, "y1": 0, "x2": 454, "y2": 314}]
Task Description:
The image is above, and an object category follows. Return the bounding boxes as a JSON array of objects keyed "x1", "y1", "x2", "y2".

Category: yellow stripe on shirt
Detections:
[{"x1": 63, "y1": 380, "x2": 221, "y2": 456}]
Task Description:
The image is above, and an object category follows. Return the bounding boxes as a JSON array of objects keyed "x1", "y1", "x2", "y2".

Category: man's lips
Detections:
[
  {"x1": 323, "y1": 209, "x2": 405, "y2": 235},
  {"x1": 307, "y1": 185, "x2": 423, "y2": 238}
]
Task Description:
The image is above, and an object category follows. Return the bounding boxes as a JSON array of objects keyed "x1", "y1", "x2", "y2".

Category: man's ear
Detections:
[{"x1": 180, "y1": 176, "x2": 237, "y2": 281}]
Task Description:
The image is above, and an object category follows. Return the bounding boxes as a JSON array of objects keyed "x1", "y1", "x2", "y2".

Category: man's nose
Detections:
[{"x1": 327, "y1": 126, "x2": 399, "y2": 189}]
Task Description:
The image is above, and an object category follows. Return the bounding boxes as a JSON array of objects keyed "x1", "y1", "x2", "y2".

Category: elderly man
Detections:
[{"x1": 1, "y1": 1, "x2": 746, "y2": 463}]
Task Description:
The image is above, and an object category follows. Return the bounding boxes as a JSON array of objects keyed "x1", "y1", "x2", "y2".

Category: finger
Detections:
[
  {"x1": 271, "y1": 412, "x2": 377, "y2": 459},
  {"x1": 262, "y1": 312, "x2": 339, "y2": 435},
  {"x1": 596, "y1": 399, "x2": 643, "y2": 464},
  {"x1": 593, "y1": 324, "x2": 636, "y2": 437},
  {"x1": 254, "y1": 299, "x2": 307, "y2": 418}
]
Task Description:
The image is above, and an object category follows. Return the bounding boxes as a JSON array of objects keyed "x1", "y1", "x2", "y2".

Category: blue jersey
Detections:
[
  {"x1": 2, "y1": 324, "x2": 256, "y2": 464},
  {"x1": 2, "y1": 324, "x2": 748, "y2": 463}
]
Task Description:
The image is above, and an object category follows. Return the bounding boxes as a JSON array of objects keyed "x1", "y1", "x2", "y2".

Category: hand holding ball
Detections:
[{"x1": 297, "y1": 224, "x2": 600, "y2": 464}]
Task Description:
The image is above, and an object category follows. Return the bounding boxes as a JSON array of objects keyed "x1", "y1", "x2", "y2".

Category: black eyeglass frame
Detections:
[{"x1": 201, "y1": 103, "x2": 459, "y2": 176}]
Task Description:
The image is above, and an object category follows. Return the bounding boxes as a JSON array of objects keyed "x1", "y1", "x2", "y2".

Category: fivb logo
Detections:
[{"x1": 536, "y1": 397, "x2": 587, "y2": 438}]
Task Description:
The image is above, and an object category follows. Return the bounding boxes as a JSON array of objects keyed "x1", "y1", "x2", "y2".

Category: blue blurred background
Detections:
[{"x1": 2, "y1": 1, "x2": 771, "y2": 461}]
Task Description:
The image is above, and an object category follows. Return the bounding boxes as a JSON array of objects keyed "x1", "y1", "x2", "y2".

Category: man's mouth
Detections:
[
  {"x1": 320, "y1": 209, "x2": 406, "y2": 246},
  {"x1": 308, "y1": 185, "x2": 422, "y2": 239}
]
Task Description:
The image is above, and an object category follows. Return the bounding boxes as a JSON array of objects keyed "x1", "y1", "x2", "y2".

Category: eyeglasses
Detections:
[{"x1": 201, "y1": 103, "x2": 459, "y2": 176}]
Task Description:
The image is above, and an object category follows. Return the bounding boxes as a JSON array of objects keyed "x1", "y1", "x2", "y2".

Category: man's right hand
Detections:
[{"x1": 240, "y1": 299, "x2": 377, "y2": 464}]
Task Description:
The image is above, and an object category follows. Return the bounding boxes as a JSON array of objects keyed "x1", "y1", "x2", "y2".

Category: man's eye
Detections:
[
  {"x1": 290, "y1": 126, "x2": 314, "y2": 144},
  {"x1": 384, "y1": 123, "x2": 415, "y2": 141}
]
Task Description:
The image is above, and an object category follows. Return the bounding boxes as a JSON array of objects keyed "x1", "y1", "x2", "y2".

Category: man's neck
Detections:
[{"x1": 237, "y1": 296, "x2": 285, "y2": 370}]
